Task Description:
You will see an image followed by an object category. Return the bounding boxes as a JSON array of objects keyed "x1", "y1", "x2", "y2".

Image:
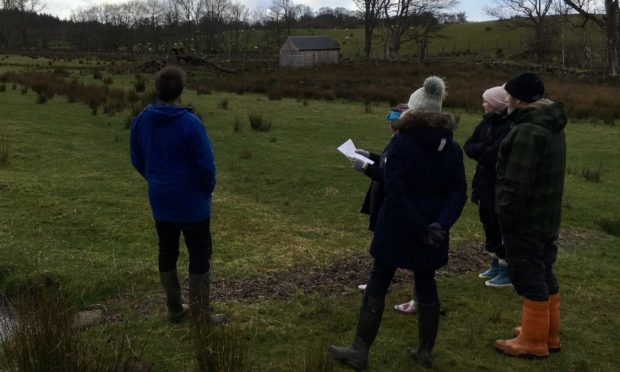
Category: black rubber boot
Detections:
[
  {"x1": 411, "y1": 302, "x2": 440, "y2": 369},
  {"x1": 329, "y1": 295, "x2": 385, "y2": 370},
  {"x1": 188, "y1": 273, "x2": 226, "y2": 324},
  {"x1": 159, "y1": 270, "x2": 188, "y2": 323}
]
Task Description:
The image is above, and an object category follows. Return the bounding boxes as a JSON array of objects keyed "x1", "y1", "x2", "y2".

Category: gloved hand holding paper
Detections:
[{"x1": 337, "y1": 139, "x2": 374, "y2": 165}]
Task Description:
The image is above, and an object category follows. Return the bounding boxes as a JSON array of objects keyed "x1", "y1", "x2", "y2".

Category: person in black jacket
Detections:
[
  {"x1": 330, "y1": 76, "x2": 467, "y2": 370},
  {"x1": 464, "y1": 85, "x2": 514, "y2": 287}
]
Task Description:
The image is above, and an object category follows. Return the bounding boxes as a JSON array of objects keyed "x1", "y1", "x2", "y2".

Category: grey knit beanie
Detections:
[{"x1": 407, "y1": 76, "x2": 446, "y2": 113}]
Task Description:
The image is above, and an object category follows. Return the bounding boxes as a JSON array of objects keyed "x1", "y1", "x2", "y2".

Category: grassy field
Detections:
[{"x1": 0, "y1": 63, "x2": 619, "y2": 371}]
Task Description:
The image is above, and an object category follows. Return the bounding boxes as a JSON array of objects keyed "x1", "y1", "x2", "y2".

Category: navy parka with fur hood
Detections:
[{"x1": 369, "y1": 111, "x2": 467, "y2": 271}]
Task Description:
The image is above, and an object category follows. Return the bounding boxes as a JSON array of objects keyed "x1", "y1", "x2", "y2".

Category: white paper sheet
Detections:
[{"x1": 337, "y1": 139, "x2": 375, "y2": 164}]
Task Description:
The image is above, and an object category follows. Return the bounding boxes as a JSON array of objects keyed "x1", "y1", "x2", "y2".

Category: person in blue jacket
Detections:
[
  {"x1": 130, "y1": 66, "x2": 224, "y2": 324},
  {"x1": 330, "y1": 76, "x2": 467, "y2": 369}
]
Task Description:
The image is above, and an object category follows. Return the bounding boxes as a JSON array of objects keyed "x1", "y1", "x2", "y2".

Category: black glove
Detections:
[{"x1": 422, "y1": 223, "x2": 446, "y2": 247}]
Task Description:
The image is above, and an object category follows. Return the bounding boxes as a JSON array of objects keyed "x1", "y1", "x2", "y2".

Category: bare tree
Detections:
[
  {"x1": 224, "y1": 1, "x2": 249, "y2": 55},
  {"x1": 564, "y1": 0, "x2": 620, "y2": 76},
  {"x1": 380, "y1": 0, "x2": 458, "y2": 60},
  {"x1": 353, "y1": 0, "x2": 389, "y2": 59},
  {"x1": 485, "y1": 0, "x2": 555, "y2": 63},
  {"x1": 270, "y1": 0, "x2": 299, "y2": 36}
]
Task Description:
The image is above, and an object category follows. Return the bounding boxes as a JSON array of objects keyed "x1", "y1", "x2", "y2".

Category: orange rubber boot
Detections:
[
  {"x1": 512, "y1": 293, "x2": 560, "y2": 353},
  {"x1": 547, "y1": 293, "x2": 560, "y2": 352},
  {"x1": 496, "y1": 298, "x2": 550, "y2": 359}
]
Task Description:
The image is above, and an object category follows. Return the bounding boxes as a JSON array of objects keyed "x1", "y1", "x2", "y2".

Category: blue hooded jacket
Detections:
[{"x1": 130, "y1": 104, "x2": 216, "y2": 224}]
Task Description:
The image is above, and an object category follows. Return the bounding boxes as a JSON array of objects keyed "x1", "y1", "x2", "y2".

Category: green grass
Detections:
[{"x1": 0, "y1": 70, "x2": 619, "y2": 371}]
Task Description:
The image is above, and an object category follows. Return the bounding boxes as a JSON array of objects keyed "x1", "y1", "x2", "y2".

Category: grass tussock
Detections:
[
  {"x1": 1, "y1": 282, "x2": 132, "y2": 371},
  {"x1": 218, "y1": 98, "x2": 229, "y2": 110},
  {"x1": 192, "y1": 321, "x2": 254, "y2": 372},
  {"x1": 249, "y1": 113, "x2": 271, "y2": 132},
  {"x1": 286, "y1": 341, "x2": 333, "y2": 372},
  {"x1": 240, "y1": 148, "x2": 253, "y2": 159},
  {"x1": 0, "y1": 84, "x2": 6, "y2": 92},
  {"x1": 0, "y1": 136, "x2": 9, "y2": 163},
  {"x1": 233, "y1": 117, "x2": 242, "y2": 133},
  {"x1": 598, "y1": 218, "x2": 620, "y2": 237},
  {"x1": 581, "y1": 163, "x2": 602, "y2": 183}
]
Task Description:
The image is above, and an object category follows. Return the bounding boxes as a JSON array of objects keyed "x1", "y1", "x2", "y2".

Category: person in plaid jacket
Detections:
[{"x1": 494, "y1": 72, "x2": 567, "y2": 359}]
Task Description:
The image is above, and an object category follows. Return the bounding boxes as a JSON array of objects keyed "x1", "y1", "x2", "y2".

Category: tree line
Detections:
[
  {"x1": 1, "y1": 0, "x2": 618, "y2": 77},
  {"x1": 0, "y1": 0, "x2": 465, "y2": 59}
]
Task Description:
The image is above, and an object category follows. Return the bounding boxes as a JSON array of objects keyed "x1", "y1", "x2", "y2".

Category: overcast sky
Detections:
[{"x1": 43, "y1": 0, "x2": 495, "y2": 22}]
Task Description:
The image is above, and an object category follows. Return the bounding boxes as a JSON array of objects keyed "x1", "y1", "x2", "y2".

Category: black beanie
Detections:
[{"x1": 504, "y1": 72, "x2": 544, "y2": 103}]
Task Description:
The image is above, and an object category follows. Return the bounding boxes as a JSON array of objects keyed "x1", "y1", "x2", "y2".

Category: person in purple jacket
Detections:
[{"x1": 130, "y1": 66, "x2": 224, "y2": 324}]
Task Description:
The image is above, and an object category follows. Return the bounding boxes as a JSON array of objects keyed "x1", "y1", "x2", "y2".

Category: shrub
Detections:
[
  {"x1": 219, "y1": 98, "x2": 229, "y2": 110},
  {"x1": 249, "y1": 113, "x2": 272, "y2": 132},
  {"x1": 20, "y1": 87, "x2": 28, "y2": 95},
  {"x1": 92, "y1": 70, "x2": 102, "y2": 80},
  {"x1": 0, "y1": 84, "x2": 5, "y2": 92}
]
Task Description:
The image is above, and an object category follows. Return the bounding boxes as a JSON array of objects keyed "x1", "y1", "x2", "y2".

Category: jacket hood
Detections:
[
  {"x1": 391, "y1": 111, "x2": 457, "y2": 152},
  {"x1": 515, "y1": 99, "x2": 567, "y2": 133},
  {"x1": 142, "y1": 103, "x2": 191, "y2": 126},
  {"x1": 391, "y1": 110, "x2": 457, "y2": 132}
]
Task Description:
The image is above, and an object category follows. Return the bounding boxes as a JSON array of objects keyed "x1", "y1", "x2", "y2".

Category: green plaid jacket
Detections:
[{"x1": 496, "y1": 99, "x2": 567, "y2": 241}]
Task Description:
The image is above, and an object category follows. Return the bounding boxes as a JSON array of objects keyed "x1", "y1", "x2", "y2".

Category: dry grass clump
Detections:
[
  {"x1": 192, "y1": 320, "x2": 254, "y2": 372},
  {"x1": 249, "y1": 113, "x2": 271, "y2": 132},
  {"x1": 1, "y1": 279, "x2": 132, "y2": 371}
]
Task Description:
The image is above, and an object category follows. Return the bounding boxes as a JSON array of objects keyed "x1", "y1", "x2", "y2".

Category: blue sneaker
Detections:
[
  {"x1": 478, "y1": 257, "x2": 499, "y2": 278},
  {"x1": 485, "y1": 264, "x2": 512, "y2": 287}
]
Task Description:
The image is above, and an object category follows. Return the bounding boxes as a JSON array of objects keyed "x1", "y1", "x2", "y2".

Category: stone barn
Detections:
[{"x1": 279, "y1": 36, "x2": 340, "y2": 67}]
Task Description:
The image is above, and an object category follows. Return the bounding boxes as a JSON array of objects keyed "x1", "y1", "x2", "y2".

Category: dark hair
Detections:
[{"x1": 155, "y1": 66, "x2": 186, "y2": 102}]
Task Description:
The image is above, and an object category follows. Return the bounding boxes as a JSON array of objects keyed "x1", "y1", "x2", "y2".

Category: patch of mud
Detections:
[
  {"x1": 557, "y1": 228, "x2": 603, "y2": 251},
  {"x1": 210, "y1": 239, "x2": 488, "y2": 302},
  {"x1": 102, "y1": 228, "x2": 597, "y2": 321}
]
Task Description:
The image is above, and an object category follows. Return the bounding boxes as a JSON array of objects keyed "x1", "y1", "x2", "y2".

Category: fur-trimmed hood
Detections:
[
  {"x1": 390, "y1": 110, "x2": 458, "y2": 153},
  {"x1": 390, "y1": 110, "x2": 457, "y2": 132}
]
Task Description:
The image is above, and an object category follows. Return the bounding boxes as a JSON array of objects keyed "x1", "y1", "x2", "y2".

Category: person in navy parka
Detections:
[
  {"x1": 130, "y1": 66, "x2": 224, "y2": 324},
  {"x1": 330, "y1": 77, "x2": 467, "y2": 369}
]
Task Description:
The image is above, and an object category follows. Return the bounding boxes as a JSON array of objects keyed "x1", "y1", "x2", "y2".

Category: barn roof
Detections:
[{"x1": 287, "y1": 36, "x2": 339, "y2": 51}]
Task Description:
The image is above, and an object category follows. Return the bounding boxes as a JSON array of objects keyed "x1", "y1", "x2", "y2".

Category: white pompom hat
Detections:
[{"x1": 406, "y1": 76, "x2": 446, "y2": 113}]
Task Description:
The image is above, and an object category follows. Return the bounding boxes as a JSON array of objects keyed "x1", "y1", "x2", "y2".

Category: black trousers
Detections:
[
  {"x1": 479, "y1": 206, "x2": 505, "y2": 259},
  {"x1": 155, "y1": 218, "x2": 212, "y2": 274},
  {"x1": 365, "y1": 259, "x2": 438, "y2": 305},
  {"x1": 504, "y1": 227, "x2": 559, "y2": 301}
]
